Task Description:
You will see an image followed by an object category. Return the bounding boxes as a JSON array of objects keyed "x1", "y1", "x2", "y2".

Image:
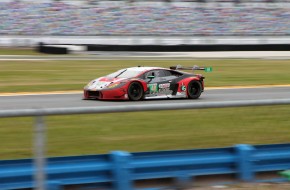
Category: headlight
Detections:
[
  {"x1": 89, "y1": 80, "x2": 95, "y2": 86},
  {"x1": 85, "y1": 80, "x2": 95, "y2": 88},
  {"x1": 106, "y1": 81, "x2": 127, "y2": 89},
  {"x1": 106, "y1": 82, "x2": 121, "y2": 89}
]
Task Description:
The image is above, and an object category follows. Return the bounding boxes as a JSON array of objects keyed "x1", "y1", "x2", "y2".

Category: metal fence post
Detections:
[
  {"x1": 235, "y1": 144, "x2": 255, "y2": 182},
  {"x1": 110, "y1": 151, "x2": 133, "y2": 190},
  {"x1": 34, "y1": 115, "x2": 47, "y2": 190},
  {"x1": 174, "y1": 172, "x2": 193, "y2": 189}
]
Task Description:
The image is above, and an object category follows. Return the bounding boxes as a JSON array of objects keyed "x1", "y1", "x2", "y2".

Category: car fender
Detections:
[
  {"x1": 178, "y1": 77, "x2": 203, "y2": 93},
  {"x1": 128, "y1": 78, "x2": 148, "y2": 92}
]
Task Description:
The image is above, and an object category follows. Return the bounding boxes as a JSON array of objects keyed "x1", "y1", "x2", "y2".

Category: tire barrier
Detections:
[
  {"x1": 86, "y1": 44, "x2": 290, "y2": 52},
  {"x1": 36, "y1": 42, "x2": 290, "y2": 54},
  {"x1": 37, "y1": 43, "x2": 69, "y2": 54}
]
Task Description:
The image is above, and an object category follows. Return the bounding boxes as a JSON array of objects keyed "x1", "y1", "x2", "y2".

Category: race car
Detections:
[{"x1": 83, "y1": 65, "x2": 212, "y2": 101}]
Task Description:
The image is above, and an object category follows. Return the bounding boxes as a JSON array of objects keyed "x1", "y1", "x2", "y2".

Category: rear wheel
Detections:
[
  {"x1": 128, "y1": 82, "x2": 144, "y2": 101},
  {"x1": 187, "y1": 80, "x2": 202, "y2": 99}
]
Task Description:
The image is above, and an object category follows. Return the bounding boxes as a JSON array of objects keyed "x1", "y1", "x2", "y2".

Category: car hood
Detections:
[{"x1": 85, "y1": 77, "x2": 127, "y2": 90}]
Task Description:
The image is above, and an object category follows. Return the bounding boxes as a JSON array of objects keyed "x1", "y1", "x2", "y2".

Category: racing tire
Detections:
[
  {"x1": 128, "y1": 82, "x2": 144, "y2": 101},
  {"x1": 187, "y1": 80, "x2": 202, "y2": 99}
]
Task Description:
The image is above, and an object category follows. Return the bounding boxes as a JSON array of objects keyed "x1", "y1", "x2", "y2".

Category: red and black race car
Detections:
[{"x1": 83, "y1": 65, "x2": 212, "y2": 101}]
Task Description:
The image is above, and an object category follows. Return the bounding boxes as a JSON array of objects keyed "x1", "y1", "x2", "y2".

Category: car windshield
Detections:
[{"x1": 106, "y1": 69, "x2": 143, "y2": 78}]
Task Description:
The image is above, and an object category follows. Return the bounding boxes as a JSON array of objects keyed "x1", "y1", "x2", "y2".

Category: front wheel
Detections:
[
  {"x1": 187, "y1": 80, "x2": 202, "y2": 99},
  {"x1": 127, "y1": 82, "x2": 144, "y2": 101}
]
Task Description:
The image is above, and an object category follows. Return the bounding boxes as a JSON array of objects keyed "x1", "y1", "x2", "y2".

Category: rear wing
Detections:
[{"x1": 170, "y1": 65, "x2": 212, "y2": 72}]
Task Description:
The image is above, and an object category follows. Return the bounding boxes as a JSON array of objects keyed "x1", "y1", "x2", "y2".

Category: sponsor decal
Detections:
[
  {"x1": 148, "y1": 83, "x2": 172, "y2": 96},
  {"x1": 176, "y1": 92, "x2": 186, "y2": 96},
  {"x1": 158, "y1": 88, "x2": 172, "y2": 94},
  {"x1": 159, "y1": 83, "x2": 170, "y2": 89}
]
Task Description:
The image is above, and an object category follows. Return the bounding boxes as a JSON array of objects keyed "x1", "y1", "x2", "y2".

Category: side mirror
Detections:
[{"x1": 147, "y1": 75, "x2": 155, "y2": 79}]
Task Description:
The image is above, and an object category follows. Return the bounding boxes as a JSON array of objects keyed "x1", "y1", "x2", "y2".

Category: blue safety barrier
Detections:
[{"x1": 0, "y1": 143, "x2": 290, "y2": 190}]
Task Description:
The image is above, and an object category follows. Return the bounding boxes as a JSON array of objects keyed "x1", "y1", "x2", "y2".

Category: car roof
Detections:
[{"x1": 127, "y1": 66, "x2": 165, "y2": 72}]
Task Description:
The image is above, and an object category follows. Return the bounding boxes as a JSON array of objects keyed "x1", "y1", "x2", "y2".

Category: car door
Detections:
[{"x1": 143, "y1": 69, "x2": 175, "y2": 97}]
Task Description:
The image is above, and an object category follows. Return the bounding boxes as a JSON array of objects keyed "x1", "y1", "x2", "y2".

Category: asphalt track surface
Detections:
[{"x1": 1, "y1": 86, "x2": 290, "y2": 111}]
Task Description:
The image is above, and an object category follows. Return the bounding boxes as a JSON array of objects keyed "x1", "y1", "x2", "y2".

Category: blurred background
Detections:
[
  {"x1": 0, "y1": 0, "x2": 290, "y2": 36},
  {"x1": 1, "y1": 0, "x2": 290, "y2": 47}
]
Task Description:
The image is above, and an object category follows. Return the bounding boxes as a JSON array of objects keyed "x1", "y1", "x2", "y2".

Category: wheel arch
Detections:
[
  {"x1": 186, "y1": 79, "x2": 203, "y2": 99},
  {"x1": 178, "y1": 77, "x2": 201, "y2": 87},
  {"x1": 129, "y1": 79, "x2": 148, "y2": 92},
  {"x1": 127, "y1": 80, "x2": 146, "y2": 101}
]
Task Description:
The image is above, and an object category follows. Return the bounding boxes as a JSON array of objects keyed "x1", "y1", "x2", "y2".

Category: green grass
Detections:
[
  {"x1": 0, "y1": 48, "x2": 44, "y2": 55},
  {"x1": 1, "y1": 59, "x2": 290, "y2": 93},
  {"x1": 1, "y1": 105, "x2": 290, "y2": 159}
]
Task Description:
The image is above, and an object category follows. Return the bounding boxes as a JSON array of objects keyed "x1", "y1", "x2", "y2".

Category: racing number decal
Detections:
[
  {"x1": 181, "y1": 83, "x2": 186, "y2": 91},
  {"x1": 181, "y1": 85, "x2": 186, "y2": 91},
  {"x1": 148, "y1": 83, "x2": 158, "y2": 94}
]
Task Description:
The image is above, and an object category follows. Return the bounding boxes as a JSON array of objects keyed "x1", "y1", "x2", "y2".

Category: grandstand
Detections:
[{"x1": 1, "y1": 0, "x2": 290, "y2": 36}]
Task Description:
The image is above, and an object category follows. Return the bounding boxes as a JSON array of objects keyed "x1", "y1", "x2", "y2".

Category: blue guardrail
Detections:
[{"x1": 0, "y1": 143, "x2": 290, "y2": 190}]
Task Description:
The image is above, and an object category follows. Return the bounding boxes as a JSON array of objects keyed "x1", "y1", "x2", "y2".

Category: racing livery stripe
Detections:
[{"x1": 0, "y1": 84, "x2": 290, "y2": 96}]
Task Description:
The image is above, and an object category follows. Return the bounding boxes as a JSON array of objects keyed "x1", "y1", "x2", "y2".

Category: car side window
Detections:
[
  {"x1": 156, "y1": 70, "x2": 168, "y2": 77},
  {"x1": 141, "y1": 69, "x2": 180, "y2": 80},
  {"x1": 143, "y1": 71, "x2": 155, "y2": 79},
  {"x1": 169, "y1": 70, "x2": 183, "y2": 77},
  {"x1": 162, "y1": 70, "x2": 172, "y2": 77},
  {"x1": 142, "y1": 70, "x2": 159, "y2": 79}
]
